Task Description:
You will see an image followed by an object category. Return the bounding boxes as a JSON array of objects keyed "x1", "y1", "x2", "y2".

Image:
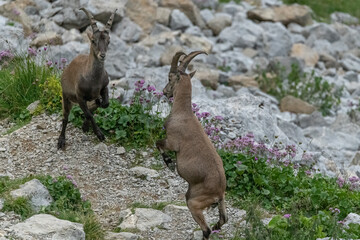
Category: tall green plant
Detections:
[{"x1": 257, "y1": 64, "x2": 342, "y2": 115}]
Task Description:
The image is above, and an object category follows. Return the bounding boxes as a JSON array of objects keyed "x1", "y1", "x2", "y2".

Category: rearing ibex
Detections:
[
  {"x1": 157, "y1": 51, "x2": 228, "y2": 240},
  {"x1": 57, "y1": 8, "x2": 117, "y2": 149}
]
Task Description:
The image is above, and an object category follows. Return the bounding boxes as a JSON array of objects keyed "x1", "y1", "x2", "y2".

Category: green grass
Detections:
[{"x1": 284, "y1": 0, "x2": 360, "y2": 22}]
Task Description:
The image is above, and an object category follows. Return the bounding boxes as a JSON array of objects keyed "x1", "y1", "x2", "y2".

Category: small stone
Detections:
[
  {"x1": 26, "y1": 100, "x2": 40, "y2": 114},
  {"x1": 0, "y1": 198, "x2": 4, "y2": 211},
  {"x1": 130, "y1": 166, "x2": 159, "y2": 179},
  {"x1": 280, "y1": 95, "x2": 316, "y2": 114},
  {"x1": 116, "y1": 147, "x2": 126, "y2": 155},
  {"x1": 94, "y1": 142, "x2": 108, "y2": 152},
  {"x1": 0, "y1": 148, "x2": 5, "y2": 152}
]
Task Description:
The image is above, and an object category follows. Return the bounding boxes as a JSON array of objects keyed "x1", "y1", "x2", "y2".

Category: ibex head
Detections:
[
  {"x1": 163, "y1": 51, "x2": 207, "y2": 98},
  {"x1": 80, "y1": 8, "x2": 117, "y2": 62}
]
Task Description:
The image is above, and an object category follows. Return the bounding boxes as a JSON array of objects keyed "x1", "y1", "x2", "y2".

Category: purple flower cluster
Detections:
[
  {"x1": 349, "y1": 176, "x2": 360, "y2": 191},
  {"x1": 336, "y1": 177, "x2": 345, "y2": 188},
  {"x1": 283, "y1": 214, "x2": 291, "y2": 218},
  {"x1": 0, "y1": 50, "x2": 13, "y2": 62},
  {"x1": 329, "y1": 207, "x2": 340, "y2": 214},
  {"x1": 27, "y1": 47, "x2": 37, "y2": 57},
  {"x1": 130, "y1": 79, "x2": 165, "y2": 109}
]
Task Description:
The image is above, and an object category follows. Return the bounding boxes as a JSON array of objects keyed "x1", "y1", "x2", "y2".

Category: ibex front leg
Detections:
[
  {"x1": 156, "y1": 139, "x2": 177, "y2": 171},
  {"x1": 78, "y1": 99, "x2": 105, "y2": 141}
]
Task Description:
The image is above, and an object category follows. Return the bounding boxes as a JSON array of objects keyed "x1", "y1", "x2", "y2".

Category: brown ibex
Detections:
[
  {"x1": 57, "y1": 8, "x2": 117, "y2": 149},
  {"x1": 157, "y1": 51, "x2": 228, "y2": 240}
]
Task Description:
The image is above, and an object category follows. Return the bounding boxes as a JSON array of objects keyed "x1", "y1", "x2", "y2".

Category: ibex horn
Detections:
[
  {"x1": 178, "y1": 51, "x2": 207, "y2": 72},
  {"x1": 105, "y1": 9, "x2": 118, "y2": 33},
  {"x1": 170, "y1": 51, "x2": 186, "y2": 74},
  {"x1": 80, "y1": 8, "x2": 99, "y2": 33}
]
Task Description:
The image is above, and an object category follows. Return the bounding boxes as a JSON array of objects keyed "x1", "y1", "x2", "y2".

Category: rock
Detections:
[
  {"x1": 343, "y1": 213, "x2": 360, "y2": 227},
  {"x1": 0, "y1": 198, "x2": 3, "y2": 211},
  {"x1": 170, "y1": 9, "x2": 193, "y2": 30},
  {"x1": 185, "y1": 26, "x2": 205, "y2": 37},
  {"x1": 207, "y1": 13, "x2": 232, "y2": 36},
  {"x1": 94, "y1": 142, "x2": 108, "y2": 152},
  {"x1": 228, "y1": 75, "x2": 259, "y2": 88},
  {"x1": 160, "y1": 45, "x2": 184, "y2": 66},
  {"x1": 50, "y1": 7, "x2": 89, "y2": 30},
  {"x1": 277, "y1": 119, "x2": 309, "y2": 146},
  {"x1": 195, "y1": 68, "x2": 220, "y2": 90},
  {"x1": 217, "y1": 51, "x2": 254, "y2": 73},
  {"x1": 62, "y1": 28, "x2": 83, "y2": 44},
  {"x1": 192, "y1": 0, "x2": 218, "y2": 9},
  {"x1": 130, "y1": 166, "x2": 159, "y2": 179},
  {"x1": 10, "y1": 214, "x2": 85, "y2": 240},
  {"x1": 10, "y1": 179, "x2": 53, "y2": 212},
  {"x1": 280, "y1": 96, "x2": 316, "y2": 114},
  {"x1": 140, "y1": 31, "x2": 178, "y2": 47},
  {"x1": 297, "y1": 111, "x2": 331, "y2": 128},
  {"x1": 351, "y1": 152, "x2": 360, "y2": 166},
  {"x1": 26, "y1": 101, "x2": 40, "y2": 115},
  {"x1": 319, "y1": 52, "x2": 337, "y2": 69},
  {"x1": 30, "y1": 31, "x2": 63, "y2": 47},
  {"x1": 343, "y1": 71, "x2": 359, "y2": 82},
  {"x1": 179, "y1": 34, "x2": 212, "y2": 53},
  {"x1": 151, "y1": 23, "x2": 171, "y2": 35},
  {"x1": 268, "y1": 56, "x2": 304, "y2": 76},
  {"x1": 200, "y1": 9, "x2": 214, "y2": 24},
  {"x1": 290, "y1": 43, "x2": 319, "y2": 67},
  {"x1": 303, "y1": 127, "x2": 360, "y2": 151},
  {"x1": 159, "y1": 0, "x2": 205, "y2": 28},
  {"x1": 331, "y1": 12, "x2": 359, "y2": 25},
  {"x1": 341, "y1": 54, "x2": 360, "y2": 72},
  {"x1": 0, "y1": 2, "x2": 33, "y2": 35},
  {"x1": 119, "y1": 208, "x2": 172, "y2": 231},
  {"x1": 113, "y1": 17, "x2": 144, "y2": 43},
  {"x1": 116, "y1": 147, "x2": 126, "y2": 155},
  {"x1": 261, "y1": 22, "x2": 292, "y2": 57},
  {"x1": 125, "y1": 0, "x2": 157, "y2": 33},
  {"x1": 222, "y1": 2, "x2": 246, "y2": 17},
  {"x1": 156, "y1": 7, "x2": 171, "y2": 25},
  {"x1": 305, "y1": 23, "x2": 341, "y2": 45},
  {"x1": 106, "y1": 232, "x2": 139, "y2": 240},
  {"x1": 218, "y1": 20, "x2": 263, "y2": 49},
  {"x1": 80, "y1": 0, "x2": 124, "y2": 25},
  {"x1": 247, "y1": 4, "x2": 313, "y2": 26},
  {"x1": 47, "y1": 41, "x2": 88, "y2": 66}
]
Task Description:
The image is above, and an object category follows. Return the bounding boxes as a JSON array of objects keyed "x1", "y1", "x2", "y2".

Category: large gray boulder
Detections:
[
  {"x1": 341, "y1": 54, "x2": 360, "y2": 72},
  {"x1": 10, "y1": 214, "x2": 85, "y2": 240},
  {"x1": 113, "y1": 17, "x2": 144, "y2": 43},
  {"x1": 218, "y1": 20, "x2": 263, "y2": 49},
  {"x1": 48, "y1": 41, "x2": 88, "y2": 66},
  {"x1": 217, "y1": 51, "x2": 254, "y2": 73},
  {"x1": 304, "y1": 23, "x2": 341, "y2": 46},
  {"x1": 10, "y1": 179, "x2": 53, "y2": 212},
  {"x1": 169, "y1": 9, "x2": 193, "y2": 30},
  {"x1": 261, "y1": 22, "x2": 292, "y2": 57}
]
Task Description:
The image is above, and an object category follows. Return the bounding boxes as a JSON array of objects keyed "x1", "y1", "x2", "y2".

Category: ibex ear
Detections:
[
  {"x1": 87, "y1": 31, "x2": 93, "y2": 42},
  {"x1": 189, "y1": 70, "x2": 196, "y2": 78}
]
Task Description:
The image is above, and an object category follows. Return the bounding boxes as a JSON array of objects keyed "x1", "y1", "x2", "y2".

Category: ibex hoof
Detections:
[
  {"x1": 57, "y1": 138, "x2": 66, "y2": 150},
  {"x1": 96, "y1": 131, "x2": 105, "y2": 141}
]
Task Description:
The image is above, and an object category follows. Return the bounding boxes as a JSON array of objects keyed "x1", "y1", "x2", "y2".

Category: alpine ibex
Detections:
[
  {"x1": 57, "y1": 8, "x2": 117, "y2": 149},
  {"x1": 157, "y1": 51, "x2": 228, "y2": 240}
]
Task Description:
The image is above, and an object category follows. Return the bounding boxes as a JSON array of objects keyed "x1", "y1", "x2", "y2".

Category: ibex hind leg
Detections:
[
  {"x1": 187, "y1": 198, "x2": 212, "y2": 240},
  {"x1": 212, "y1": 198, "x2": 228, "y2": 231}
]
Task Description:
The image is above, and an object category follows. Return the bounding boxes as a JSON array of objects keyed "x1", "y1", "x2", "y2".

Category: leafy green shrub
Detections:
[
  {"x1": 257, "y1": 64, "x2": 342, "y2": 115},
  {"x1": 38, "y1": 74, "x2": 62, "y2": 114},
  {"x1": 236, "y1": 205, "x2": 360, "y2": 240},
  {"x1": 220, "y1": 150, "x2": 360, "y2": 219},
  {"x1": 69, "y1": 80, "x2": 166, "y2": 148}
]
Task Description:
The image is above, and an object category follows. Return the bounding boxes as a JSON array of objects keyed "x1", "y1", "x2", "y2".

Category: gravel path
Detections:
[{"x1": 0, "y1": 114, "x2": 245, "y2": 240}]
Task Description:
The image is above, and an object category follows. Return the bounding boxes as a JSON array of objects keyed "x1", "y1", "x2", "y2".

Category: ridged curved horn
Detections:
[
  {"x1": 178, "y1": 51, "x2": 207, "y2": 72},
  {"x1": 170, "y1": 51, "x2": 186, "y2": 74},
  {"x1": 80, "y1": 8, "x2": 99, "y2": 33},
  {"x1": 105, "y1": 9, "x2": 118, "y2": 33}
]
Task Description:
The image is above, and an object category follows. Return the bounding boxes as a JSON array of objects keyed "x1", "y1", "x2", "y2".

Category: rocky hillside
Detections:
[{"x1": 1, "y1": 0, "x2": 360, "y2": 239}]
